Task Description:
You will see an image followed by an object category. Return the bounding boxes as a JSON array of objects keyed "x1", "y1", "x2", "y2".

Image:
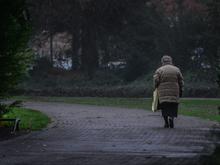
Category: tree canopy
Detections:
[
  {"x1": 4, "y1": 0, "x2": 219, "y2": 85},
  {"x1": 28, "y1": 0, "x2": 219, "y2": 75}
]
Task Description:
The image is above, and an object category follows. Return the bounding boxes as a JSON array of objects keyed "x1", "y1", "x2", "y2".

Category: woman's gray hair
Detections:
[{"x1": 161, "y1": 55, "x2": 173, "y2": 65}]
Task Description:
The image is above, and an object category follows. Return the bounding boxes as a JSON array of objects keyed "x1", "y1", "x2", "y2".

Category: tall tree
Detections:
[
  {"x1": 206, "y1": 0, "x2": 220, "y2": 81},
  {"x1": 147, "y1": 0, "x2": 207, "y2": 70},
  {"x1": 28, "y1": 0, "x2": 142, "y2": 77},
  {"x1": 0, "y1": 0, "x2": 31, "y2": 97}
]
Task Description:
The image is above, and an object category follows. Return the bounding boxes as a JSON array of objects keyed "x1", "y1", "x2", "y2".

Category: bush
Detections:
[
  {"x1": 0, "y1": 104, "x2": 10, "y2": 118},
  {"x1": 0, "y1": 100, "x2": 23, "y2": 118},
  {"x1": 15, "y1": 71, "x2": 220, "y2": 98},
  {"x1": 29, "y1": 57, "x2": 52, "y2": 77},
  {"x1": 122, "y1": 54, "x2": 149, "y2": 82}
]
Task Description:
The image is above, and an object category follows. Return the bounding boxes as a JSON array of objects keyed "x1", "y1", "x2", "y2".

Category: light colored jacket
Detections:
[{"x1": 153, "y1": 64, "x2": 184, "y2": 103}]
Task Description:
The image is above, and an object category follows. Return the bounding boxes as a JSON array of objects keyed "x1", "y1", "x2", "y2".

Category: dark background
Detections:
[{"x1": 1, "y1": 0, "x2": 220, "y2": 98}]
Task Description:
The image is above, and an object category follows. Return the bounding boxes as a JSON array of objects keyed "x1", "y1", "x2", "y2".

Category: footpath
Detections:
[{"x1": 0, "y1": 102, "x2": 219, "y2": 165}]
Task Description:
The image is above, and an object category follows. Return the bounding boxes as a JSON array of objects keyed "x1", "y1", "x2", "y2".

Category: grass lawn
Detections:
[
  {"x1": 180, "y1": 99, "x2": 220, "y2": 122},
  {"x1": 13, "y1": 96, "x2": 220, "y2": 122},
  {"x1": 2, "y1": 107, "x2": 50, "y2": 131}
]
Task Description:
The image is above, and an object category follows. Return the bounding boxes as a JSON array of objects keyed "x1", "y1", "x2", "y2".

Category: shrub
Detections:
[
  {"x1": 0, "y1": 100, "x2": 23, "y2": 118},
  {"x1": 14, "y1": 71, "x2": 220, "y2": 98},
  {"x1": 0, "y1": 104, "x2": 10, "y2": 118}
]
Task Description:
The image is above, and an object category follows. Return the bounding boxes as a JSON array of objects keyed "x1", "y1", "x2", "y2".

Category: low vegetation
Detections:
[
  {"x1": 2, "y1": 107, "x2": 50, "y2": 131},
  {"x1": 16, "y1": 70, "x2": 220, "y2": 98}
]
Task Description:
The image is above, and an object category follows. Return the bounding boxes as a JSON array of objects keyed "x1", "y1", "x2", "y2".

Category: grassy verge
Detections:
[
  {"x1": 3, "y1": 107, "x2": 50, "y2": 131},
  {"x1": 180, "y1": 99, "x2": 220, "y2": 122},
  {"x1": 13, "y1": 96, "x2": 220, "y2": 122}
]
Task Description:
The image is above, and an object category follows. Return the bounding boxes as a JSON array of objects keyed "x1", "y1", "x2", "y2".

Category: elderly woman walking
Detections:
[{"x1": 153, "y1": 55, "x2": 184, "y2": 128}]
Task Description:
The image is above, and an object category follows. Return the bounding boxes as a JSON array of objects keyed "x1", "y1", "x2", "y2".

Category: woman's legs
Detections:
[
  {"x1": 163, "y1": 116, "x2": 169, "y2": 128},
  {"x1": 168, "y1": 116, "x2": 174, "y2": 128},
  {"x1": 161, "y1": 102, "x2": 177, "y2": 128},
  {"x1": 163, "y1": 115, "x2": 174, "y2": 128}
]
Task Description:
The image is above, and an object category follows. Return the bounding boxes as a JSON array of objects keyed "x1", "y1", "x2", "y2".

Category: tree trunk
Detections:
[
  {"x1": 81, "y1": 17, "x2": 98, "y2": 79},
  {"x1": 49, "y1": 31, "x2": 53, "y2": 67},
  {"x1": 71, "y1": 28, "x2": 81, "y2": 71}
]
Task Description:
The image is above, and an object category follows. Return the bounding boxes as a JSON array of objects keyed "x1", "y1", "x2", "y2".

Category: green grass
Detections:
[
  {"x1": 3, "y1": 107, "x2": 50, "y2": 130},
  {"x1": 180, "y1": 99, "x2": 220, "y2": 122},
  {"x1": 13, "y1": 96, "x2": 220, "y2": 122},
  {"x1": 14, "y1": 96, "x2": 152, "y2": 109}
]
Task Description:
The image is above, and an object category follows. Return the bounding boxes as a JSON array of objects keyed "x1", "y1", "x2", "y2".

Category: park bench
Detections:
[{"x1": 0, "y1": 118, "x2": 21, "y2": 134}]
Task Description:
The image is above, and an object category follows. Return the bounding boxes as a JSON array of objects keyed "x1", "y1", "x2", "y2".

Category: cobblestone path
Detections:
[{"x1": 0, "y1": 102, "x2": 219, "y2": 165}]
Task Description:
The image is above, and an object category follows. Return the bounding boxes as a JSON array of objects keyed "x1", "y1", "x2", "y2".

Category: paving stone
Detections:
[{"x1": 0, "y1": 102, "x2": 219, "y2": 165}]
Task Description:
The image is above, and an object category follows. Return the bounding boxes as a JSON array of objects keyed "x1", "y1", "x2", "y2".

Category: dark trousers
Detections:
[{"x1": 160, "y1": 102, "x2": 178, "y2": 128}]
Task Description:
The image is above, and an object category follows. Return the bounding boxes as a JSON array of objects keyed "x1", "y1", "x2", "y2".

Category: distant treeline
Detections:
[{"x1": 28, "y1": 0, "x2": 220, "y2": 81}]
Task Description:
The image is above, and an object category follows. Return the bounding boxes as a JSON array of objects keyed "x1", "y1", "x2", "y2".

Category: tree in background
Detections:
[
  {"x1": 0, "y1": 0, "x2": 31, "y2": 97},
  {"x1": 27, "y1": 0, "x2": 220, "y2": 82},
  {"x1": 28, "y1": 0, "x2": 146, "y2": 79},
  {"x1": 217, "y1": 49, "x2": 220, "y2": 87},
  {"x1": 206, "y1": 0, "x2": 220, "y2": 85},
  {"x1": 148, "y1": 0, "x2": 208, "y2": 70}
]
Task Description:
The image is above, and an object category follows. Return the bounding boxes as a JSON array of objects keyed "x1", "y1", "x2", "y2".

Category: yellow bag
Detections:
[{"x1": 152, "y1": 88, "x2": 159, "y2": 112}]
